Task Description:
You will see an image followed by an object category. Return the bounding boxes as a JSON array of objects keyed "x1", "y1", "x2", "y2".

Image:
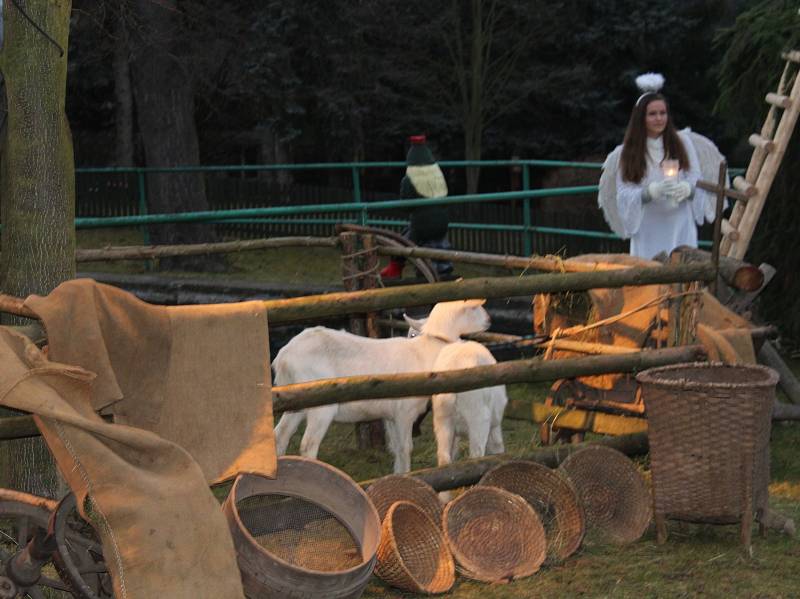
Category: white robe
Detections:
[{"x1": 615, "y1": 132, "x2": 709, "y2": 259}]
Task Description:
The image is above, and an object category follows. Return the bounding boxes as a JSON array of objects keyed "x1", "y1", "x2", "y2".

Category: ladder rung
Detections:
[
  {"x1": 748, "y1": 133, "x2": 775, "y2": 152},
  {"x1": 732, "y1": 176, "x2": 757, "y2": 198},
  {"x1": 721, "y1": 219, "x2": 739, "y2": 241},
  {"x1": 766, "y1": 92, "x2": 792, "y2": 109},
  {"x1": 782, "y1": 50, "x2": 800, "y2": 63}
]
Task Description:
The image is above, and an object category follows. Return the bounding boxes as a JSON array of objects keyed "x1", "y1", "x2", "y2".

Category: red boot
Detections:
[{"x1": 380, "y1": 259, "x2": 404, "y2": 279}]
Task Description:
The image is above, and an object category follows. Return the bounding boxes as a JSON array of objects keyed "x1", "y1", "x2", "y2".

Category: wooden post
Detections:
[
  {"x1": 340, "y1": 232, "x2": 385, "y2": 450},
  {"x1": 272, "y1": 345, "x2": 706, "y2": 414},
  {"x1": 361, "y1": 234, "x2": 381, "y2": 339},
  {"x1": 339, "y1": 232, "x2": 366, "y2": 336},
  {"x1": 360, "y1": 234, "x2": 386, "y2": 449},
  {"x1": 0, "y1": 263, "x2": 718, "y2": 325},
  {"x1": 758, "y1": 340, "x2": 800, "y2": 404},
  {"x1": 711, "y1": 160, "x2": 728, "y2": 296},
  {"x1": 359, "y1": 432, "x2": 650, "y2": 492}
]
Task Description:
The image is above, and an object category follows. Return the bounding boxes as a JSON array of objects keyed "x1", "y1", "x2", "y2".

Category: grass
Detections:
[{"x1": 77, "y1": 229, "x2": 800, "y2": 598}]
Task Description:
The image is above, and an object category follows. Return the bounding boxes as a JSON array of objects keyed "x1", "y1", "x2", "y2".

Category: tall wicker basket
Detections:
[{"x1": 636, "y1": 362, "x2": 779, "y2": 551}]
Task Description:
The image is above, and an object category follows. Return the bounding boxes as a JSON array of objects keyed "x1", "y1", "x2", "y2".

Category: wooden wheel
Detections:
[{"x1": 539, "y1": 379, "x2": 586, "y2": 446}]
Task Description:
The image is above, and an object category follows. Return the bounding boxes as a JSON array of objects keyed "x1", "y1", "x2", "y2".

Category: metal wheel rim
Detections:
[
  {"x1": 51, "y1": 494, "x2": 112, "y2": 599},
  {"x1": 0, "y1": 497, "x2": 73, "y2": 597}
]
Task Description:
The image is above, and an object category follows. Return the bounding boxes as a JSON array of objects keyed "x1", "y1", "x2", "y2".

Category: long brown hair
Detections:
[{"x1": 620, "y1": 93, "x2": 689, "y2": 183}]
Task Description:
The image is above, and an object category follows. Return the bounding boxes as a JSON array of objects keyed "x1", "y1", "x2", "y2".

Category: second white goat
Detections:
[
  {"x1": 404, "y1": 318, "x2": 507, "y2": 466},
  {"x1": 429, "y1": 341, "x2": 507, "y2": 466}
]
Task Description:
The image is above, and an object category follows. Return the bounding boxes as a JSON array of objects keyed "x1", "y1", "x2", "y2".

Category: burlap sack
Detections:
[{"x1": 0, "y1": 327, "x2": 245, "y2": 599}]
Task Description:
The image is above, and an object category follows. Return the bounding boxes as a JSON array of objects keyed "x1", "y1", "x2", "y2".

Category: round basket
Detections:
[
  {"x1": 559, "y1": 446, "x2": 651, "y2": 545},
  {"x1": 222, "y1": 456, "x2": 381, "y2": 599},
  {"x1": 366, "y1": 475, "x2": 443, "y2": 529},
  {"x1": 479, "y1": 460, "x2": 585, "y2": 561},
  {"x1": 442, "y1": 486, "x2": 546, "y2": 583},
  {"x1": 375, "y1": 501, "x2": 455, "y2": 594}
]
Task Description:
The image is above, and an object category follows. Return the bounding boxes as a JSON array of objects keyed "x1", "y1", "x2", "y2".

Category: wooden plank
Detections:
[
  {"x1": 732, "y1": 176, "x2": 757, "y2": 197},
  {"x1": 532, "y1": 403, "x2": 648, "y2": 436},
  {"x1": 378, "y1": 245, "x2": 629, "y2": 273},
  {"x1": 766, "y1": 92, "x2": 792, "y2": 109},
  {"x1": 758, "y1": 340, "x2": 800, "y2": 404},
  {"x1": 782, "y1": 50, "x2": 800, "y2": 63},
  {"x1": 0, "y1": 265, "x2": 716, "y2": 326},
  {"x1": 720, "y1": 219, "x2": 739, "y2": 241},
  {"x1": 272, "y1": 345, "x2": 706, "y2": 414},
  {"x1": 748, "y1": 133, "x2": 775, "y2": 152},
  {"x1": 73, "y1": 236, "x2": 339, "y2": 262},
  {"x1": 259, "y1": 263, "x2": 716, "y2": 324}
]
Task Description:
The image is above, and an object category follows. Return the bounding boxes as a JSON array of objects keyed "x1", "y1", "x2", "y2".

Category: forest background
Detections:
[{"x1": 45, "y1": 0, "x2": 800, "y2": 340}]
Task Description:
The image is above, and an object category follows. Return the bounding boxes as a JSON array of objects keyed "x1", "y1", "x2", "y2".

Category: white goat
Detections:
[
  {"x1": 405, "y1": 318, "x2": 507, "y2": 466},
  {"x1": 272, "y1": 299, "x2": 490, "y2": 473},
  {"x1": 429, "y1": 341, "x2": 507, "y2": 466}
]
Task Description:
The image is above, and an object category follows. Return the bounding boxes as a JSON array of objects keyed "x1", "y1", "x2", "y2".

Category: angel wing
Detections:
[
  {"x1": 681, "y1": 127, "x2": 729, "y2": 222},
  {"x1": 597, "y1": 144, "x2": 628, "y2": 238}
]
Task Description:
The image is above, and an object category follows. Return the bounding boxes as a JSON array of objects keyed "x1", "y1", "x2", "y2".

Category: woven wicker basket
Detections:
[
  {"x1": 366, "y1": 475, "x2": 443, "y2": 529},
  {"x1": 479, "y1": 460, "x2": 585, "y2": 561},
  {"x1": 442, "y1": 486, "x2": 546, "y2": 583},
  {"x1": 636, "y1": 362, "x2": 779, "y2": 547},
  {"x1": 559, "y1": 445, "x2": 651, "y2": 545},
  {"x1": 375, "y1": 501, "x2": 455, "y2": 594}
]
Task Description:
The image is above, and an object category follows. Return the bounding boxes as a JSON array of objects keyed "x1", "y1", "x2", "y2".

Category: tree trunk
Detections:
[
  {"x1": 258, "y1": 126, "x2": 292, "y2": 187},
  {"x1": 128, "y1": 0, "x2": 223, "y2": 271},
  {"x1": 112, "y1": 9, "x2": 135, "y2": 167},
  {"x1": 464, "y1": 0, "x2": 483, "y2": 196},
  {"x1": 0, "y1": 0, "x2": 75, "y2": 497}
]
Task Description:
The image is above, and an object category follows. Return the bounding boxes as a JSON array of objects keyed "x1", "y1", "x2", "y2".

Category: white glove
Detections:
[
  {"x1": 644, "y1": 180, "x2": 678, "y2": 203},
  {"x1": 665, "y1": 180, "x2": 692, "y2": 204}
]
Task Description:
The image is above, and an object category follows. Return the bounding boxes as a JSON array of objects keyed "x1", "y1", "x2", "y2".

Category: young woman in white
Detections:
[{"x1": 599, "y1": 74, "x2": 720, "y2": 259}]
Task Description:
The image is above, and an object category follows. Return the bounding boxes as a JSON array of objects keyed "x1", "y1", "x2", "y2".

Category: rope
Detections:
[
  {"x1": 340, "y1": 246, "x2": 382, "y2": 284},
  {"x1": 541, "y1": 289, "x2": 701, "y2": 351}
]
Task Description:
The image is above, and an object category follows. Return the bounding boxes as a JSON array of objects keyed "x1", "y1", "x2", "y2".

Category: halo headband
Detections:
[{"x1": 635, "y1": 72, "x2": 665, "y2": 106}]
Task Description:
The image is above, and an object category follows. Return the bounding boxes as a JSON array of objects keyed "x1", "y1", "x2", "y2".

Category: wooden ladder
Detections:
[{"x1": 720, "y1": 50, "x2": 800, "y2": 260}]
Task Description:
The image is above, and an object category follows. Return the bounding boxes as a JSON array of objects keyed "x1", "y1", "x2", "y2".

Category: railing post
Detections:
[
  {"x1": 136, "y1": 169, "x2": 152, "y2": 271},
  {"x1": 351, "y1": 166, "x2": 366, "y2": 225},
  {"x1": 136, "y1": 169, "x2": 150, "y2": 245},
  {"x1": 522, "y1": 164, "x2": 532, "y2": 256}
]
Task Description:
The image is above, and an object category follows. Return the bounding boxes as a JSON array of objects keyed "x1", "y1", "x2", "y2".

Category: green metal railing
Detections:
[{"x1": 75, "y1": 159, "x2": 731, "y2": 252}]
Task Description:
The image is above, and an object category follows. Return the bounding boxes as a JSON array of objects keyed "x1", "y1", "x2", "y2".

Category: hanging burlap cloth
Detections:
[
  {"x1": 23, "y1": 278, "x2": 277, "y2": 484},
  {"x1": 0, "y1": 327, "x2": 245, "y2": 598}
]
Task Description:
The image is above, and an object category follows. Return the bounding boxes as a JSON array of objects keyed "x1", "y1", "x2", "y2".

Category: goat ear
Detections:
[
  {"x1": 403, "y1": 314, "x2": 426, "y2": 332},
  {"x1": 465, "y1": 298, "x2": 487, "y2": 306}
]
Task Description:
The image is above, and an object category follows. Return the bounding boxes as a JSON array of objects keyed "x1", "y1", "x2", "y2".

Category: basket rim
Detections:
[
  {"x1": 442, "y1": 486, "x2": 545, "y2": 580},
  {"x1": 635, "y1": 361, "x2": 779, "y2": 390},
  {"x1": 381, "y1": 501, "x2": 453, "y2": 592},
  {"x1": 478, "y1": 459, "x2": 585, "y2": 558},
  {"x1": 558, "y1": 445, "x2": 651, "y2": 544},
  {"x1": 366, "y1": 475, "x2": 442, "y2": 512}
]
